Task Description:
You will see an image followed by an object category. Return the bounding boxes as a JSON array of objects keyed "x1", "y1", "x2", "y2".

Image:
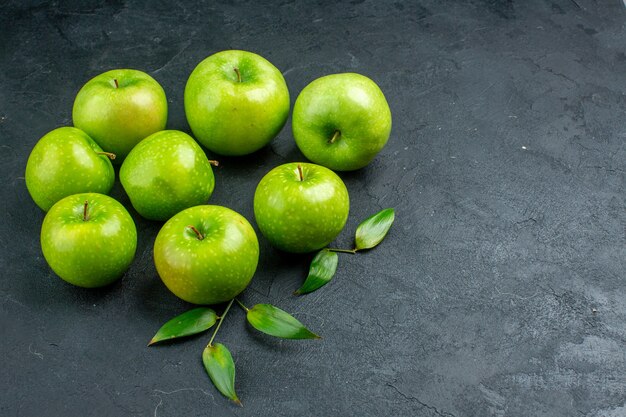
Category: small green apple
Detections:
[
  {"x1": 154, "y1": 205, "x2": 259, "y2": 305},
  {"x1": 254, "y1": 162, "x2": 350, "y2": 253},
  {"x1": 25, "y1": 127, "x2": 115, "y2": 211},
  {"x1": 41, "y1": 193, "x2": 137, "y2": 288},
  {"x1": 184, "y1": 50, "x2": 290, "y2": 156},
  {"x1": 120, "y1": 130, "x2": 216, "y2": 222},
  {"x1": 292, "y1": 73, "x2": 392, "y2": 171},
  {"x1": 72, "y1": 69, "x2": 168, "y2": 162}
]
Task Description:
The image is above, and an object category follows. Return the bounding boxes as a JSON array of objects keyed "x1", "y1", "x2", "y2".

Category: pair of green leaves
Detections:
[
  {"x1": 149, "y1": 304, "x2": 320, "y2": 345},
  {"x1": 149, "y1": 303, "x2": 319, "y2": 404},
  {"x1": 296, "y1": 208, "x2": 395, "y2": 295}
]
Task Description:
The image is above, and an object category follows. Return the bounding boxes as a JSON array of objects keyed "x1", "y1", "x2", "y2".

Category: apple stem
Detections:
[
  {"x1": 187, "y1": 225, "x2": 204, "y2": 240},
  {"x1": 83, "y1": 200, "x2": 89, "y2": 221},
  {"x1": 234, "y1": 298, "x2": 249, "y2": 312},
  {"x1": 96, "y1": 151, "x2": 116, "y2": 160},
  {"x1": 327, "y1": 248, "x2": 358, "y2": 254},
  {"x1": 113, "y1": 79, "x2": 119, "y2": 89},
  {"x1": 329, "y1": 130, "x2": 341, "y2": 144},
  {"x1": 297, "y1": 164, "x2": 304, "y2": 181},
  {"x1": 208, "y1": 160, "x2": 220, "y2": 167},
  {"x1": 233, "y1": 67, "x2": 241, "y2": 83},
  {"x1": 208, "y1": 299, "x2": 234, "y2": 347}
]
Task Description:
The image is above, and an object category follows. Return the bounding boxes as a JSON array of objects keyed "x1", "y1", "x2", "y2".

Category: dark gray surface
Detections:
[{"x1": 2, "y1": 1, "x2": 626, "y2": 416}]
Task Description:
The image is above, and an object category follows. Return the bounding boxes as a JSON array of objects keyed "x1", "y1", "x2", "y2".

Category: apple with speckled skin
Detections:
[
  {"x1": 184, "y1": 50, "x2": 290, "y2": 156},
  {"x1": 120, "y1": 130, "x2": 216, "y2": 222},
  {"x1": 73, "y1": 69, "x2": 168, "y2": 162},
  {"x1": 25, "y1": 127, "x2": 115, "y2": 211},
  {"x1": 154, "y1": 205, "x2": 259, "y2": 305},
  {"x1": 41, "y1": 193, "x2": 137, "y2": 288},
  {"x1": 292, "y1": 73, "x2": 392, "y2": 171},
  {"x1": 254, "y1": 162, "x2": 349, "y2": 253}
]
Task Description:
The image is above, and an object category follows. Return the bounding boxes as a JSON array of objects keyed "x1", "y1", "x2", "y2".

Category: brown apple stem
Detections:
[
  {"x1": 187, "y1": 225, "x2": 204, "y2": 240},
  {"x1": 83, "y1": 200, "x2": 89, "y2": 221},
  {"x1": 297, "y1": 164, "x2": 304, "y2": 181},
  {"x1": 208, "y1": 160, "x2": 220, "y2": 167},
  {"x1": 113, "y1": 79, "x2": 119, "y2": 89},
  {"x1": 329, "y1": 130, "x2": 341, "y2": 144},
  {"x1": 96, "y1": 151, "x2": 116, "y2": 160},
  {"x1": 233, "y1": 67, "x2": 241, "y2": 82}
]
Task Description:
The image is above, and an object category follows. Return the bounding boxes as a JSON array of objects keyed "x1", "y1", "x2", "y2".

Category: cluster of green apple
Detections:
[
  {"x1": 26, "y1": 49, "x2": 391, "y2": 297},
  {"x1": 25, "y1": 49, "x2": 393, "y2": 404}
]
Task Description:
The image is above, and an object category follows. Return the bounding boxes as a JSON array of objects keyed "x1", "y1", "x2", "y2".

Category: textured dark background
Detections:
[{"x1": 2, "y1": 1, "x2": 626, "y2": 416}]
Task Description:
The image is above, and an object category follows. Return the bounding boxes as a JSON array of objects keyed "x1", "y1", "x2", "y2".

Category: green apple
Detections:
[
  {"x1": 72, "y1": 69, "x2": 168, "y2": 162},
  {"x1": 41, "y1": 193, "x2": 137, "y2": 288},
  {"x1": 184, "y1": 50, "x2": 289, "y2": 156},
  {"x1": 254, "y1": 162, "x2": 349, "y2": 253},
  {"x1": 25, "y1": 127, "x2": 115, "y2": 211},
  {"x1": 154, "y1": 205, "x2": 259, "y2": 305},
  {"x1": 292, "y1": 73, "x2": 392, "y2": 171},
  {"x1": 120, "y1": 130, "x2": 216, "y2": 222}
]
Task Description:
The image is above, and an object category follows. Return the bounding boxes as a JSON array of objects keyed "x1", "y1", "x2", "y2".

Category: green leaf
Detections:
[
  {"x1": 295, "y1": 249, "x2": 338, "y2": 295},
  {"x1": 148, "y1": 307, "x2": 217, "y2": 346},
  {"x1": 354, "y1": 208, "x2": 395, "y2": 250},
  {"x1": 246, "y1": 304, "x2": 321, "y2": 339},
  {"x1": 202, "y1": 343, "x2": 241, "y2": 406}
]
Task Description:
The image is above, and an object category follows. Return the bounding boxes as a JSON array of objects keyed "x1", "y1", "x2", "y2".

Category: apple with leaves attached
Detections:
[
  {"x1": 254, "y1": 162, "x2": 349, "y2": 253},
  {"x1": 184, "y1": 50, "x2": 290, "y2": 156},
  {"x1": 41, "y1": 193, "x2": 137, "y2": 288},
  {"x1": 292, "y1": 73, "x2": 392, "y2": 171},
  {"x1": 25, "y1": 127, "x2": 115, "y2": 211},
  {"x1": 73, "y1": 69, "x2": 168, "y2": 162},
  {"x1": 154, "y1": 205, "x2": 259, "y2": 305}
]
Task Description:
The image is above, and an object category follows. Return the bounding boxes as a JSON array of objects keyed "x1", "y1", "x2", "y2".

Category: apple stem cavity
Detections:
[
  {"x1": 297, "y1": 164, "x2": 304, "y2": 181},
  {"x1": 83, "y1": 200, "x2": 89, "y2": 221},
  {"x1": 329, "y1": 130, "x2": 341, "y2": 144},
  {"x1": 96, "y1": 151, "x2": 116, "y2": 160},
  {"x1": 233, "y1": 67, "x2": 242, "y2": 83},
  {"x1": 113, "y1": 79, "x2": 119, "y2": 89},
  {"x1": 208, "y1": 299, "x2": 234, "y2": 347},
  {"x1": 208, "y1": 160, "x2": 220, "y2": 167},
  {"x1": 187, "y1": 225, "x2": 205, "y2": 240},
  {"x1": 328, "y1": 248, "x2": 358, "y2": 254}
]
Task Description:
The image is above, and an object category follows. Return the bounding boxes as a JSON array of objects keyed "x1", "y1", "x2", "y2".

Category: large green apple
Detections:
[
  {"x1": 154, "y1": 205, "x2": 259, "y2": 305},
  {"x1": 254, "y1": 162, "x2": 349, "y2": 253},
  {"x1": 25, "y1": 127, "x2": 115, "y2": 211},
  {"x1": 41, "y1": 193, "x2": 137, "y2": 288},
  {"x1": 184, "y1": 50, "x2": 289, "y2": 156},
  {"x1": 292, "y1": 73, "x2": 392, "y2": 171},
  {"x1": 120, "y1": 130, "x2": 216, "y2": 222},
  {"x1": 72, "y1": 69, "x2": 168, "y2": 162}
]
